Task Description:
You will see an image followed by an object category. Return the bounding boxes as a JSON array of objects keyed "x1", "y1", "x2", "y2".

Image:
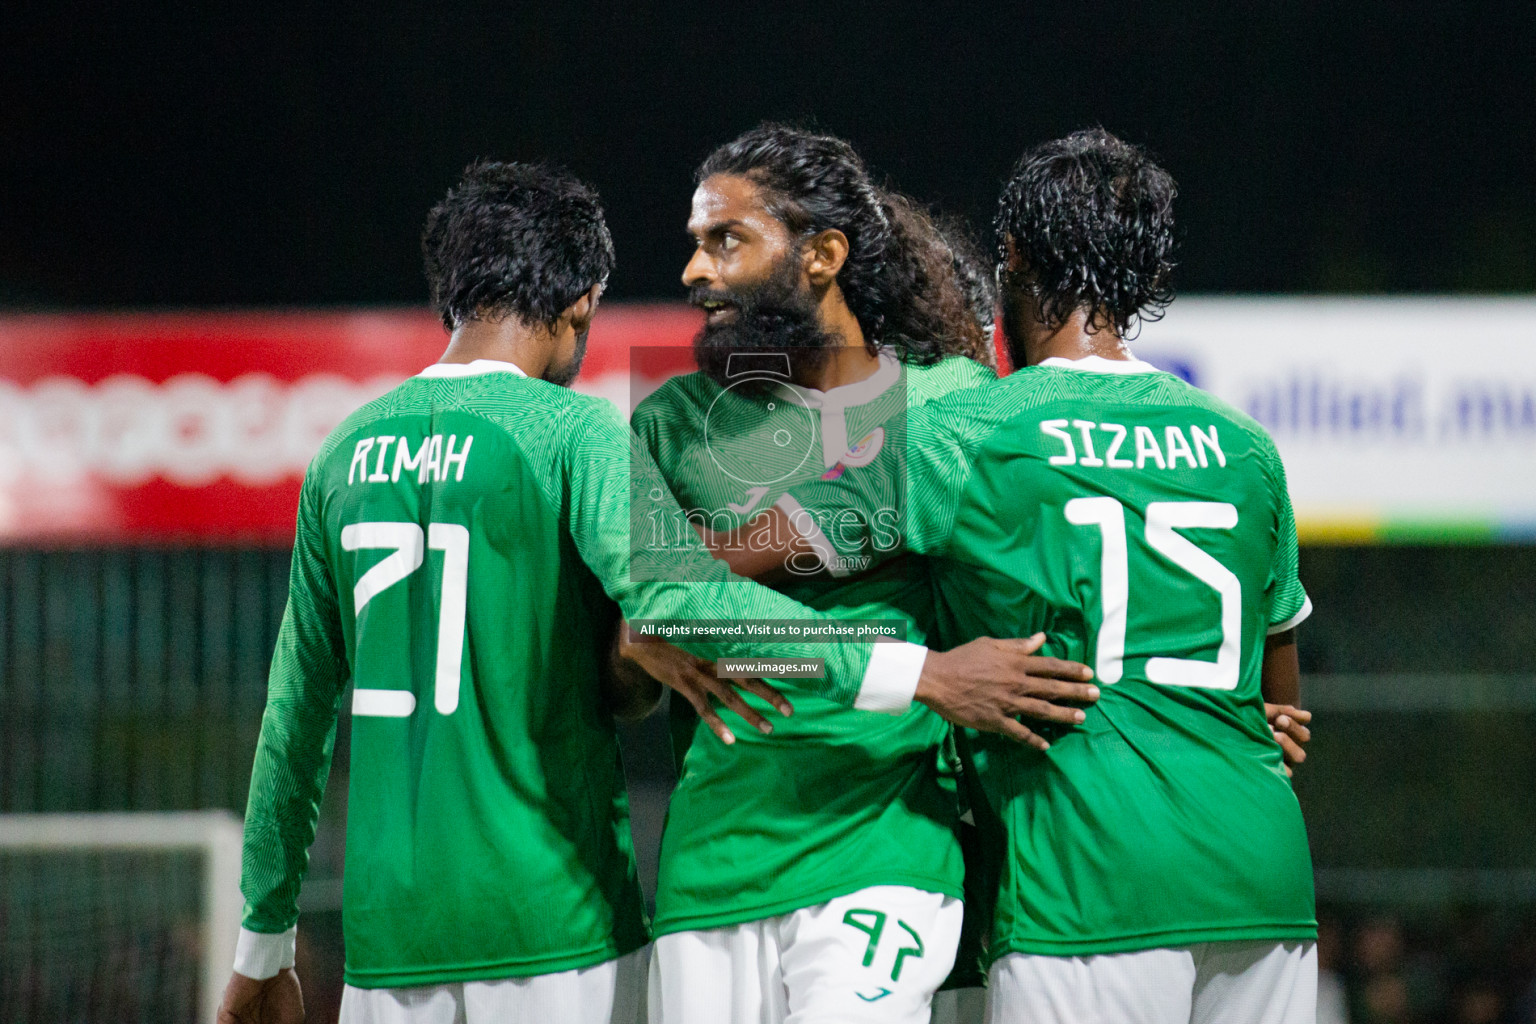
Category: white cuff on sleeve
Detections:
[
  {"x1": 774, "y1": 494, "x2": 851, "y2": 578},
  {"x1": 234, "y1": 925, "x2": 297, "y2": 980},
  {"x1": 1267, "y1": 595, "x2": 1313, "y2": 636},
  {"x1": 856, "y1": 641, "x2": 927, "y2": 713}
]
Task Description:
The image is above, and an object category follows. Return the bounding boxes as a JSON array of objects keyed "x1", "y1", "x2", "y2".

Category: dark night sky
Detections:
[{"x1": 4, "y1": 1, "x2": 1535, "y2": 308}]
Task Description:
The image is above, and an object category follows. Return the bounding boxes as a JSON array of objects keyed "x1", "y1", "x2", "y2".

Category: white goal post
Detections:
[{"x1": 0, "y1": 810, "x2": 244, "y2": 1024}]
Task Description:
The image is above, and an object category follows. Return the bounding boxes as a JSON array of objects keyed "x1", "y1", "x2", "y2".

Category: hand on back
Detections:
[{"x1": 916, "y1": 633, "x2": 1098, "y2": 748}]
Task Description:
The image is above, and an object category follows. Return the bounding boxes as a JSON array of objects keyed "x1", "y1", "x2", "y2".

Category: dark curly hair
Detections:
[
  {"x1": 995, "y1": 128, "x2": 1176, "y2": 337},
  {"x1": 422, "y1": 160, "x2": 614, "y2": 331},
  {"x1": 697, "y1": 124, "x2": 988, "y2": 365},
  {"x1": 932, "y1": 212, "x2": 999, "y2": 367}
]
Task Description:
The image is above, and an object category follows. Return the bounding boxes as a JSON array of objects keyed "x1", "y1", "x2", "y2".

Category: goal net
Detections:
[{"x1": 0, "y1": 811, "x2": 243, "y2": 1024}]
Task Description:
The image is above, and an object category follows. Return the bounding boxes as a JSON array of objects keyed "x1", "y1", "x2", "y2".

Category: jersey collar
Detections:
[
  {"x1": 416, "y1": 359, "x2": 529, "y2": 379},
  {"x1": 774, "y1": 348, "x2": 903, "y2": 411},
  {"x1": 1037, "y1": 354, "x2": 1161, "y2": 375}
]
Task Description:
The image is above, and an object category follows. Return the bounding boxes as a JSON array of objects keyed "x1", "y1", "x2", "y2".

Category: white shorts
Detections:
[
  {"x1": 650, "y1": 885, "x2": 963, "y2": 1024},
  {"x1": 986, "y1": 940, "x2": 1317, "y2": 1024},
  {"x1": 338, "y1": 946, "x2": 648, "y2": 1024}
]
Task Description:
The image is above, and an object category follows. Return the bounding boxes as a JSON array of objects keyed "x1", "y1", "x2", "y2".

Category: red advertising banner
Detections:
[{"x1": 0, "y1": 306, "x2": 700, "y2": 543}]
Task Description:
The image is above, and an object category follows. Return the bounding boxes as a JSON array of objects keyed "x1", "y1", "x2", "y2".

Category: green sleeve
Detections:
[
  {"x1": 631, "y1": 378, "x2": 707, "y2": 478},
  {"x1": 778, "y1": 401, "x2": 972, "y2": 569},
  {"x1": 563, "y1": 399, "x2": 879, "y2": 707},
  {"x1": 630, "y1": 386, "x2": 670, "y2": 465},
  {"x1": 1258, "y1": 431, "x2": 1311, "y2": 633},
  {"x1": 239, "y1": 474, "x2": 349, "y2": 934}
]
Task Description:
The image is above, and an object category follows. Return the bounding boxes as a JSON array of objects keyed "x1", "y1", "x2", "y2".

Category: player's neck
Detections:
[
  {"x1": 799, "y1": 296, "x2": 877, "y2": 391},
  {"x1": 438, "y1": 318, "x2": 555, "y2": 378},
  {"x1": 1025, "y1": 308, "x2": 1135, "y2": 366}
]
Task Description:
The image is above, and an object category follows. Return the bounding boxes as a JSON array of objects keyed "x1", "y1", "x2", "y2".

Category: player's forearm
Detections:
[
  {"x1": 697, "y1": 507, "x2": 817, "y2": 582},
  {"x1": 233, "y1": 678, "x2": 343, "y2": 979},
  {"x1": 1261, "y1": 629, "x2": 1301, "y2": 707},
  {"x1": 240, "y1": 691, "x2": 343, "y2": 933},
  {"x1": 610, "y1": 573, "x2": 879, "y2": 706},
  {"x1": 238, "y1": 595, "x2": 348, "y2": 946}
]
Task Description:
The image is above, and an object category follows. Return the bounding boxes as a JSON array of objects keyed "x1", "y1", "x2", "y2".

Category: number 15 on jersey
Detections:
[{"x1": 1065, "y1": 498, "x2": 1242, "y2": 691}]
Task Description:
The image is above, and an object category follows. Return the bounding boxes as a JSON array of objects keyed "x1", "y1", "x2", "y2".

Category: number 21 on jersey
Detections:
[
  {"x1": 1065, "y1": 498, "x2": 1241, "y2": 690},
  {"x1": 342, "y1": 521, "x2": 470, "y2": 717}
]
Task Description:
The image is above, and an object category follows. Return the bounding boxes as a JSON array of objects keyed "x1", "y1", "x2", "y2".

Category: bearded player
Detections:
[
  {"x1": 610, "y1": 125, "x2": 1098, "y2": 1024},
  {"x1": 215, "y1": 160, "x2": 1085, "y2": 1024},
  {"x1": 713, "y1": 129, "x2": 1319, "y2": 1024}
]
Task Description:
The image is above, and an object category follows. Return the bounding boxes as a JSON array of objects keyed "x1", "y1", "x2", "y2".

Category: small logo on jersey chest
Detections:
[
  {"x1": 822, "y1": 426, "x2": 886, "y2": 478},
  {"x1": 842, "y1": 427, "x2": 885, "y2": 466}
]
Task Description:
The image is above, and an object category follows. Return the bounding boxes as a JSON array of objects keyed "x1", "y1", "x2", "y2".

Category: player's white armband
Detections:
[
  {"x1": 856, "y1": 641, "x2": 927, "y2": 713},
  {"x1": 234, "y1": 925, "x2": 297, "y2": 980}
]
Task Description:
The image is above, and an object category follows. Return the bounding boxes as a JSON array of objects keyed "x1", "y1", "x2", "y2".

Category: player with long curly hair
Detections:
[{"x1": 617, "y1": 124, "x2": 1094, "y2": 1024}]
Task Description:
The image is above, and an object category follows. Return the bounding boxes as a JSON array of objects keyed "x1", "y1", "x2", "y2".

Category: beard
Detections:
[
  {"x1": 542, "y1": 327, "x2": 588, "y2": 387},
  {"x1": 691, "y1": 253, "x2": 838, "y2": 394}
]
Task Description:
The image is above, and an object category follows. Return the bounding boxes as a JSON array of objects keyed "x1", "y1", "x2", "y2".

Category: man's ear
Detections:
[
  {"x1": 804, "y1": 229, "x2": 850, "y2": 286},
  {"x1": 565, "y1": 283, "x2": 604, "y2": 334},
  {"x1": 1003, "y1": 234, "x2": 1025, "y2": 276}
]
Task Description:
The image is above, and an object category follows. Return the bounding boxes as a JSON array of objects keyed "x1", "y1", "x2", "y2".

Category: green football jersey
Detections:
[
  {"x1": 240, "y1": 361, "x2": 899, "y2": 988},
  {"x1": 783, "y1": 357, "x2": 1316, "y2": 959},
  {"x1": 632, "y1": 352, "x2": 993, "y2": 935}
]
